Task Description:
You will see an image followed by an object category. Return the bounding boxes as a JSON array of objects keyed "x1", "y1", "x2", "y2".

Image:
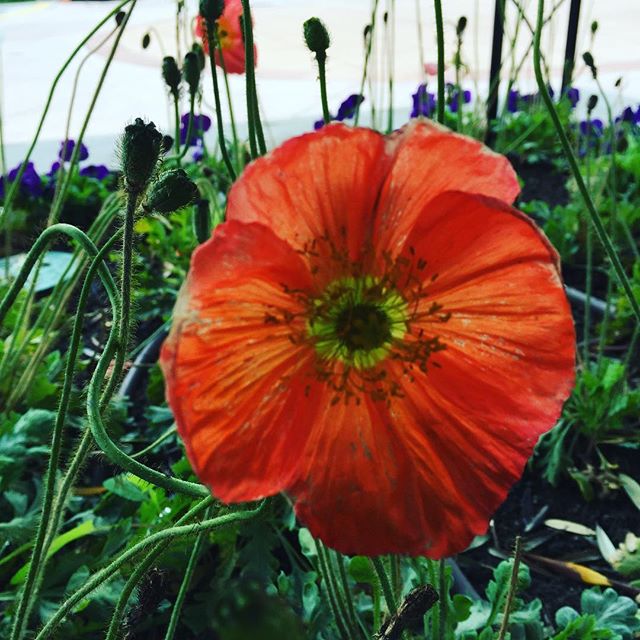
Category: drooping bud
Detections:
[
  {"x1": 456, "y1": 16, "x2": 468, "y2": 37},
  {"x1": 161, "y1": 135, "x2": 174, "y2": 154},
  {"x1": 144, "y1": 169, "x2": 199, "y2": 214},
  {"x1": 183, "y1": 52, "x2": 201, "y2": 97},
  {"x1": 582, "y1": 52, "x2": 597, "y2": 79},
  {"x1": 120, "y1": 118, "x2": 163, "y2": 194},
  {"x1": 199, "y1": 0, "x2": 224, "y2": 23},
  {"x1": 303, "y1": 17, "x2": 331, "y2": 62},
  {"x1": 591, "y1": 20, "x2": 598, "y2": 35},
  {"x1": 192, "y1": 198, "x2": 211, "y2": 244},
  {"x1": 162, "y1": 56, "x2": 182, "y2": 96},
  {"x1": 142, "y1": 32, "x2": 151, "y2": 49},
  {"x1": 587, "y1": 94, "x2": 598, "y2": 113},
  {"x1": 192, "y1": 43, "x2": 206, "y2": 71},
  {"x1": 115, "y1": 11, "x2": 126, "y2": 26}
]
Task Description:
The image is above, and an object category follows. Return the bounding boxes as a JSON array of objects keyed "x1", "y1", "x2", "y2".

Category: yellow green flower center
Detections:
[{"x1": 308, "y1": 276, "x2": 408, "y2": 369}]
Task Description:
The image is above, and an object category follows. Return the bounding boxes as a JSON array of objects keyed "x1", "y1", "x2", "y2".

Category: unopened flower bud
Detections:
[
  {"x1": 162, "y1": 56, "x2": 182, "y2": 96},
  {"x1": 192, "y1": 198, "x2": 211, "y2": 244},
  {"x1": 162, "y1": 135, "x2": 174, "y2": 154},
  {"x1": 456, "y1": 16, "x2": 468, "y2": 37},
  {"x1": 183, "y1": 52, "x2": 201, "y2": 96},
  {"x1": 303, "y1": 17, "x2": 330, "y2": 62},
  {"x1": 120, "y1": 118, "x2": 163, "y2": 194},
  {"x1": 192, "y1": 43, "x2": 206, "y2": 71},
  {"x1": 583, "y1": 52, "x2": 597, "y2": 79},
  {"x1": 200, "y1": 0, "x2": 224, "y2": 23},
  {"x1": 591, "y1": 20, "x2": 598, "y2": 35},
  {"x1": 144, "y1": 169, "x2": 199, "y2": 214},
  {"x1": 587, "y1": 94, "x2": 598, "y2": 112},
  {"x1": 115, "y1": 11, "x2": 126, "y2": 26},
  {"x1": 142, "y1": 32, "x2": 151, "y2": 49}
]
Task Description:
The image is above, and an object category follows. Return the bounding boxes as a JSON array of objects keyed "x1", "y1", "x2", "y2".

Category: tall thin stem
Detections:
[{"x1": 433, "y1": 0, "x2": 445, "y2": 124}]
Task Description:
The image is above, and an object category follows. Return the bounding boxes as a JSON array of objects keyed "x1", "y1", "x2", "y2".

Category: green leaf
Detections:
[
  {"x1": 580, "y1": 587, "x2": 640, "y2": 639},
  {"x1": 11, "y1": 519, "x2": 96, "y2": 585},
  {"x1": 348, "y1": 556, "x2": 376, "y2": 585},
  {"x1": 619, "y1": 474, "x2": 640, "y2": 511},
  {"x1": 103, "y1": 474, "x2": 148, "y2": 502}
]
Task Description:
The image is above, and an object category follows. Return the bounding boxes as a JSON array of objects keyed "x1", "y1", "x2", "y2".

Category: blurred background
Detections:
[{"x1": 1, "y1": 0, "x2": 639, "y2": 168}]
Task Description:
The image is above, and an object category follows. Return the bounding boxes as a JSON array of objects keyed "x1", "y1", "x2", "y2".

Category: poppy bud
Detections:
[
  {"x1": 144, "y1": 169, "x2": 199, "y2": 214},
  {"x1": 162, "y1": 56, "x2": 182, "y2": 96},
  {"x1": 192, "y1": 43, "x2": 206, "y2": 70},
  {"x1": 200, "y1": 0, "x2": 224, "y2": 23},
  {"x1": 162, "y1": 135, "x2": 174, "y2": 154},
  {"x1": 587, "y1": 94, "x2": 598, "y2": 113},
  {"x1": 183, "y1": 52, "x2": 201, "y2": 96},
  {"x1": 142, "y1": 32, "x2": 151, "y2": 49},
  {"x1": 591, "y1": 20, "x2": 598, "y2": 35},
  {"x1": 115, "y1": 11, "x2": 126, "y2": 26},
  {"x1": 456, "y1": 16, "x2": 467, "y2": 37},
  {"x1": 303, "y1": 17, "x2": 330, "y2": 62},
  {"x1": 192, "y1": 198, "x2": 211, "y2": 244},
  {"x1": 582, "y1": 52, "x2": 597, "y2": 79},
  {"x1": 120, "y1": 118, "x2": 163, "y2": 195}
]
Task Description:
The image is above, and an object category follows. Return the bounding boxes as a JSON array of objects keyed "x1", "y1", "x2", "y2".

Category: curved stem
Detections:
[
  {"x1": 9, "y1": 230, "x2": 120, "y2": 640},
  {"x1": 533, "y1": 0, "x2": 640, "y2": 325},
  {"x1": 354, "y1": 0, "x2": 380, "y2": 126},
  {"x1": 34, "y1": 501, "x2": 263, "y2": 640},
  {"x1": 433, "y1": 0, "x2": 445, "y2": 124}
]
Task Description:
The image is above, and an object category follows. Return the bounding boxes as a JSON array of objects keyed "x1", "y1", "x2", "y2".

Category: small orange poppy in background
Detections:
[
  {"x1": 195, "y1": 0, "x2": 257, "y2": 75},
  {"x1": 160, "y1": 121, "x2": 576, "y2": 558}
]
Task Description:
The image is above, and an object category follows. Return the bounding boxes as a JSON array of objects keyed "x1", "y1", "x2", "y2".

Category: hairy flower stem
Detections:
[
  {"x1": 497, "y1": 537, "x2": 523, "y2": 640},
  {"x1": 533, "y1": 0, "x2": 640, "y2": 325},
  {"x1": 433, "y1": 0, "x2": 445, "y2": 124},
  {"x1": 317, "y1": 55, "x2": 332, "y2": 126},
  {"x1": 120, "y1": 192, "x2": 138, "y2": 365},
  {"x1": 334, "y1": 550, "x2": 366, "y2": 639},
  {"x1": 34, "y1": 500, "x2": 264, "y2": 640},
  {"x1": 316, "y1": 542, "x2": 350, "y2": 640},
  {"x1": 240, "y1": 0, "x2": 265, "y2": 156},
  {"x1": 371, "y1": 556, "x2": 397, "y2": 615},
  {"x1": 163, "y1": 506, "x2": 212, "y2": 640},
  {"x1": 354, "y1": 0, "x2": 379, "y2": 126},
  {"x1": 7, "y1": 227, "x2": 120, "y2": 640},
  {"x1": 216, "y1": 42, "x2": 240, "y2": 162},
  {"x1": 172, "y1": 92, "x2": 182, "y2": 159},
  {"x1": 205, "y1": 29, "x2": 236, "y2": 180},
  {"x1": 438, "y1": 558, "x2": 447, "y2": 640}
]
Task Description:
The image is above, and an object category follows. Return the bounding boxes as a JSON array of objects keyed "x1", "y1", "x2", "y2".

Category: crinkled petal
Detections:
[
  {"x1": 374, "y1": 120, "x2": 520, "y2": 255},
  {"x1": 226, "y1": 124, "x2": 389, "y2": 277},
  {"x1": 160, "y1": 221, "x2": 318, "y2": 502}
]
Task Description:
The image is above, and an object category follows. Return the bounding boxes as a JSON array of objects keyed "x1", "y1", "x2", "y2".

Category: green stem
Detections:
[
  {"x1": 316, "y1": 542, "x2": 350, "y2": 640},
  {"x1": 164, "y1": 506, "x2": 212, "y2": 640},
  {"x1": 354, "y1": 0, "x2": 379, "y2": 126},
  {"x1": 584, "y1": 147, "x2": 593, "y2": 363},
  {"x1": 119, "y1": 191, "x2": 138, "y2": 364},
  {"x1": 131, "y1": 424, "x2": 177, "y2": 459},
  {"x1": 8, "y1": 229, "x2": 120, "y2": 640},
  {"x1": 0, "y1": 0, "x2": 132, "y2": 222},
  {"x1": 205, "y1": 26, "x2": 236, "y2": 180},
  {"x1": 216, "y1": 43, "x2": 240, "y2": 160},
  {"x1": 371, "y1": 556, "x2": 397, "y2": 615},
  {"x1": 386, "y1": 0, "x2": 396, "y2": 133},
  {"x1": 497, "y1": 537, "x2": 523, "y2": 640},
  {"x1": 335, "y1": 550, "x2": 364, "y2": 639},
  {"x1": 438, "y1": 558, "x2": 447, "y2": 640},
  {"x1": 34, "y1": 500, "x2": 264, "y2": 640},
  {"x1": 48, "y1": 0, "x2": 138, "y2": 226},
  {"x1": 172, "y1": 91, "x2": 182, "y2": 159},
  {"x1": 240, "y1": 0, "x2": 263, "y2": 156},
  {"x1": 533, "y1": 0, "x2": 640, "y2": 325},
  {"x1": 433, "y1": 0, "x2": 445, "y2": 124},
  {"x1": 317, "y1": 54, "x2": 332, "y2": 125}
]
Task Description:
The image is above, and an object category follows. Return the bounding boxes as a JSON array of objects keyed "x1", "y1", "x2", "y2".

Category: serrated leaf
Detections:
[{"x1": 581, "y1": 587, "x2": 640, "y2": 639}]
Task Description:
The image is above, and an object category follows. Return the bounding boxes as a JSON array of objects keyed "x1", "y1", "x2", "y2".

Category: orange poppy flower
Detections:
[
  {"x1": 195, "y1": 0, "x2": 257, "y2": 75},
  {"x1": 160, "y1": 121, "x2": 576, "y2": 558}
]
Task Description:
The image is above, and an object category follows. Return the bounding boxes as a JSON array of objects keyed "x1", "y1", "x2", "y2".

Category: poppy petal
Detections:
[
  {"x1": 160, "y1": 221, "x2": 318, "y2": 502},
  {"x1": 226, "y1": 124, "x2": 389, "y2": 271},
  {"x1": 374, "y1": 120, "x2": 521, "y2": 254}
]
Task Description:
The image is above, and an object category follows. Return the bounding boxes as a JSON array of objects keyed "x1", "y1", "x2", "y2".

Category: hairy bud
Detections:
[
  {"x1": 144, "y1": 169, "x2": 199, "y2": 214},
  {"x1": 120, "y1": 118, "x2": 163, "y2": 194}
]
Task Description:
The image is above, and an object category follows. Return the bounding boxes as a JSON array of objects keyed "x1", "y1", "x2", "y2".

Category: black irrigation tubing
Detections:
[
  {"x1": 561, "y1": 0, "x2": 582, "y2": 95},
  {"x1": 485, "y1": 0, "x2": 505, "y2": 147}
]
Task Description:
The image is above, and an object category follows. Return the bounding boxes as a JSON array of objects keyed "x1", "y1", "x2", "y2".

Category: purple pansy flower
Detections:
[
  {"x1": 566, "y1": 87, "x2": 580, "y2": 108},
  {"x1": 336, "y1": 94, "x2": 365, "y2": 121},
  {"x1": 579, "y1": 118, "x2": 604, "y2": 137},
  {"x1": 180, "y1": 113, "x2": 212, "y2": 146},
  {"x1": 59, "y1": 139, "x2": 89, "y2": 162},
  {"x1": 411, "y1": 84, "x2": 436, "y2": 118},
  {"x1": 80, "y1": 164, "x2": 110, "y2": 180},
  {"x1": 0, "y1": 161, "x2": 43, "y2": 199},
  {"x1": 449, "y1": 88, "x2": 472, "y2": 113},
  {"x1": 619, "y1": 105, "x2": 640, "y2": 125}
]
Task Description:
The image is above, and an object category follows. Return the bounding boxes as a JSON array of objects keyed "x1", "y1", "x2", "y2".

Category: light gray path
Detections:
[{"x1": 1, "y1": 0, "x2": 639, "y2": 170}]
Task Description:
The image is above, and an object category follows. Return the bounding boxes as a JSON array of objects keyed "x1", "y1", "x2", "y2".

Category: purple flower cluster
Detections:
[
  {"x1": 506, "y1": 86, "x2": 572, "y2": 113},
  {"x1": 618, "y1": 105, "x2": 640, "y2": 125},
  {"x1": 48, "y1": 139, "x2": 110, "y2": 182},
  {"x1": 448, "y1": 86, "x2": 472, "y2": 113},
  {"x1": 314, "y1": 94, "x2": 365, "y2": 130},
  {"x1": 411, "y1": 84, "x2": 436, "y2": 118},
  {"x1": 180, "y1": 113, "x2": 212, "y2": 147},
  {"x1": 0, "y1": 161, "x2": 43, "y2": 199}
]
